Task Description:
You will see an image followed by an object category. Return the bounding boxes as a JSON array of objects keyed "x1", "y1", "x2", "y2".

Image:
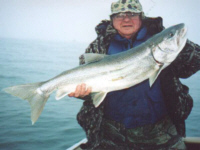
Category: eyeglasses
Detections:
[{"x1": 112, "y1": 12, "x2": 140, "y2": 21}]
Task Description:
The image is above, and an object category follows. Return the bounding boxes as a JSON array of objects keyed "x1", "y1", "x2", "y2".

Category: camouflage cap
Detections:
[{"x1": 111, "y1": 0, "x2": 144, "y2": 16}]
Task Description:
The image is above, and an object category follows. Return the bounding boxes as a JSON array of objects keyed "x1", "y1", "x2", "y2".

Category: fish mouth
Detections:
[
  {"x1": 177, "y1": 26, "x2": 187, "y2": 46},
  {"x1": 158, "y1": 44, "x2": 176, "y2": 54},
  {"x1": 178, "y1": 27, "x2": 188, "y2": 52},
  {"x1": 180, "y1": 26, "x2": 187, "y2": 38}
]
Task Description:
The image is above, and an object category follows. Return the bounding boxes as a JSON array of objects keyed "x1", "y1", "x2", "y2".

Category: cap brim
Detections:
[{"x1": 110, "y1": 10, "x2": 142, "y2": 16}]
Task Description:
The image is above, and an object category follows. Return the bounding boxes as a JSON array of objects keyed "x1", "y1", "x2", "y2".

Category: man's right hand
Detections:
[{"x1": 68, "y1": 83, "x2": 92, "y2": 98}]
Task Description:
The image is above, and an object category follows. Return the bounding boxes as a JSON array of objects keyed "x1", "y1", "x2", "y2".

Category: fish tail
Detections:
[{"x1": 3, "y1": 82, "x2": 49, "y2": 125}]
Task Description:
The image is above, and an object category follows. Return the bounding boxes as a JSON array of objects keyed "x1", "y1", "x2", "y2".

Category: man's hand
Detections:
[{"x1": 68, "y1": 83, "x2": 92, "y2": 98}]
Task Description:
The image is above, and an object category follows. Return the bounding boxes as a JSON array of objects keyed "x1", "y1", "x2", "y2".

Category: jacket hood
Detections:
[
  {"x1": 94, "y1": 17, "x2": 164, "y2": 40},
  {"x1": 95, "y1": 20, "x2": 117, "y2": 38}
]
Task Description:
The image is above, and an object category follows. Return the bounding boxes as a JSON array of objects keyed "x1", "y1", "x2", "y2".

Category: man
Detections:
[{"x1": 69, "y1": 0, "x2": 200, "y2": 149}]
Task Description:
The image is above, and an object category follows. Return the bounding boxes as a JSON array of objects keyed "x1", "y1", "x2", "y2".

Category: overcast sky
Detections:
[{"x1": 0, "y1": 0, "x2": 200, "y2": 43}]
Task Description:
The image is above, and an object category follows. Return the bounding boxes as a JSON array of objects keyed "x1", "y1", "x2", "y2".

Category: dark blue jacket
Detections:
[{"x1": 104, "y1": 26, "x2": 167, "y2": 128}]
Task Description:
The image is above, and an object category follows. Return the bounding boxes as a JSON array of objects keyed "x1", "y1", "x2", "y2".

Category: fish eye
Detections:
[{"x1": 169, "y1": 32, "x2": 174, "y2": 37}]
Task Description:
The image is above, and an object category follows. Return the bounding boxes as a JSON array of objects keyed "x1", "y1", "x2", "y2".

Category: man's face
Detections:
[{"x1": 112, "y1": 12, "x2": 142, "y2": 39}]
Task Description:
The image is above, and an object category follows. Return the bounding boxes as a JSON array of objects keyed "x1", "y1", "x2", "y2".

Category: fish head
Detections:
[{"x1": 152, "y1": 23, "x2": 187, "y2": 64}]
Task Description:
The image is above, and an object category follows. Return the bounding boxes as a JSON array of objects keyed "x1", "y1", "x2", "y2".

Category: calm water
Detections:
[{"x1": 0, "y1": 38, "x2": 199, "y2": 150}]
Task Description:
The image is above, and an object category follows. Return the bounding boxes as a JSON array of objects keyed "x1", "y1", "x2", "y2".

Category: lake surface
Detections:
[{"x1": 0, "y1": 38, "x2": 199, "y2": 150}]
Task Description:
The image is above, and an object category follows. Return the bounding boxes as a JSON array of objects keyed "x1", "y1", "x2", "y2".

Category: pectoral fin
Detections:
[
  {"x1": 91, "y1": 92, "x2": 107, "y2": 107},
  {"x1": 149, "y1": 64, "x2": 169, "y2": 87}
]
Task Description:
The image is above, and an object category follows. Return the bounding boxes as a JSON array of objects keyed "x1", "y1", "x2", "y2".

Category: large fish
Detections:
[{"x1": 3, "y1": 23, "x2": 187, "y2": 124}]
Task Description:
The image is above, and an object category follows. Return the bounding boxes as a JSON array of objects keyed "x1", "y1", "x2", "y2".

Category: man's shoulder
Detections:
[
  {"x1": 94, "y1": 20, "x2": 117, "y2": 37},
  {"x1": 143, "y1": 17, "x2": 164, "y2": 35},
  {"x1": 94, "y1": 20, "x2": 111, "y2": 34}
]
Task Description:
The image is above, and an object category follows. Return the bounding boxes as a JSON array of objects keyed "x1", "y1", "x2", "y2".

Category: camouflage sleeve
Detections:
[
  {"x1": 160, "y1": 40, "x2": 200, "y2": 137},
  {"x1": 171, "y1": 40, "x2": 200, "y2": 78}
]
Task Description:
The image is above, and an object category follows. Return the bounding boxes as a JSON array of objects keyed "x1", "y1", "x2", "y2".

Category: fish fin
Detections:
[
  {"x1": 3, "y1": 82, "x2": 49, "y2": 125},
  {"x1": 91, "y1": 92, "x2": 107, "y2": 107},
  {"x1": 149, "y1": 64, "x2": 168, "y2": 87},
  {"x1": 56, "y1": 87, "x2": 69, "y2": 100},
  {"x1": 82, "y1": 53, "x2": 107, "y2": 64}
]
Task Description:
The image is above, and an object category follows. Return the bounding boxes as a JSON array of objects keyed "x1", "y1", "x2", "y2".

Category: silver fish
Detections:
[{"x1": 3, "y1": 23, "x2": 187, "y2": 124}]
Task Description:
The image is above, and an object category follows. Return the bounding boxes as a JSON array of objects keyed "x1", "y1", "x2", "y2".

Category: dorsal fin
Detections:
[{"x1": 81, "y1": 53, "x2": 107, "y2": 64}]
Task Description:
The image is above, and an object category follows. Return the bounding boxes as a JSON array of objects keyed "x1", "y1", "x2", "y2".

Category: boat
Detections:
[
  {"x1": 67, "y1": 138, "x2": 87, "y2": 150},
  {"x1": 67, "y1": 137, "x2": 200, "y2": 150},
  {"x1": 184, "y1": 137, "x2": 200, "y2": 150}
]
